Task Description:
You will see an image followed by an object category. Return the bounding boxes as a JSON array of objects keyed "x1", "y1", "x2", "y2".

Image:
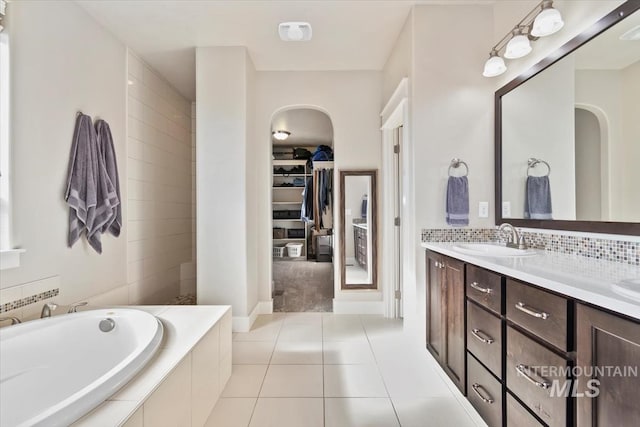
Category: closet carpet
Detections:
[{"x1": 273, "y1": 260, "x2": 334, "y2": 312}]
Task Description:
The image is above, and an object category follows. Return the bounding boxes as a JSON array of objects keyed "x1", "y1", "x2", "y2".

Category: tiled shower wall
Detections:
[
  {"x1": 421, "y1": 228, "x2": 640, "y2": 266},
  {"x1": 126, "y1": 51, "x2": 194, "y2": 304}
]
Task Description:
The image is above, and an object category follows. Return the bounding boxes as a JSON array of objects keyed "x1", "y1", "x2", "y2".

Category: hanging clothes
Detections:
[{"x1": 301, "y1": 176, "x2": 314, "y2": 222}]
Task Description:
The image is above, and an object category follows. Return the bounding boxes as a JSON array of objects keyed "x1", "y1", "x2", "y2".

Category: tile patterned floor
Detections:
[{"x1": 205, "y1": 313, "x2": 487, "y2": 427}]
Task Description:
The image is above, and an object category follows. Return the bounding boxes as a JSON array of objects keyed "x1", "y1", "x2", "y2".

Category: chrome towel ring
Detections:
[
  {"x1": 527, "y1": 158, "x2": 551, "y2": 177},
  {"x1": 448, "y1": 158, "x2": 469, "y2": 177}
]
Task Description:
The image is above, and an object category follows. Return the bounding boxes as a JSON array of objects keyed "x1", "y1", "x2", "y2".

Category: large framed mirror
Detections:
[
  {"x1": 340, "y1": 170, "x2": 377, "y2": 290},
  {"x1": 495, "y1": 1, "x2": 640, "y2": 235}
]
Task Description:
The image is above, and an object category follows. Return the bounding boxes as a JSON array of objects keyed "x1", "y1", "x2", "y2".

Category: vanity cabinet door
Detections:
[
  {"x1": 426, "y1": 251, "x2": 445, "y2": 363},
  {"x1": 426, "y1": 251, "x2": 466, "y2": 393},
  {"x1": 576, "y1": 304, "x2": 640, "y2": 427},
  {"x1": 444, "y1": 257, "x2": 466, "y2": 394}
]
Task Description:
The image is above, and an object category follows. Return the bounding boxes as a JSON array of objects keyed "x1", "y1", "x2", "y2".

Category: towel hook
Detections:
[
  {"x1": 527, "y1": 158, "x2": 551, "y2": 177},
  {"x1": 448, "y1": 158, "x2": 469, "y2": 177}
]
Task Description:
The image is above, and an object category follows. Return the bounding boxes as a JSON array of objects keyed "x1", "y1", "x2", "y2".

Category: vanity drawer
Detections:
[
  {"x1": 506, "y1": 279, "x2": 568, "y2": 351},
  {"x1": 506, "y1": 393, "x2": 544, "y2": 427},
  {"x1": 506, "y1": 326, "x2": 569, "y2": 427},
  {"x1": 467, "y1": 300, "x2": 502, "y2": 379},
  {"x1": 467, "y1": 353, "x2": 503, "y2": 427},
  {"x1": 466, "y1": 265, "x2": 502, "y2": 315}
]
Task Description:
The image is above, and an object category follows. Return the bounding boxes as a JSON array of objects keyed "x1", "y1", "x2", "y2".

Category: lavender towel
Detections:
[
  {"x1": 65, "y1": 114, "x2": 98, "y2": 248},
  {"x1": 65, "y1": 114, "x2": 119, "y2": 253},
  {"x1": 446, "y1": 176, "x2": 469, "y2": 226},
  {"x1": 524, "y1": 176, "x2": 552, "y2": 220},
  {"x1": 95, "y1": 120, "x2": 122, "y2": 237}
]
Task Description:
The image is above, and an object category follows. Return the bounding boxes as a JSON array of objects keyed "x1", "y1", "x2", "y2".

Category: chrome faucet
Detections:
[
  {"x1": 68, "y1": 301, "x2": 88, "y2": 313},
  {"x1": 40, "y1": 303, "x2": 58, "y2": 318},
  {"x1": 0, "y1": 316, "x2": 21, "y2": 325},
  {"x1": 499, "y1": 223, "x2": 527, "y2": 250}
]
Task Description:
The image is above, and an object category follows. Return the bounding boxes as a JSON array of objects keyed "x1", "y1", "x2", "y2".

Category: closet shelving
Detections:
[{"x1": 272, "y1": 159, "x2": 310, "y2": 258}]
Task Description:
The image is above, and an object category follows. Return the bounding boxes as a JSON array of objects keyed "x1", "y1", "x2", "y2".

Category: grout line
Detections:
[{"x1": 361, "y1": 315, "x2": 403, "y2": 426}]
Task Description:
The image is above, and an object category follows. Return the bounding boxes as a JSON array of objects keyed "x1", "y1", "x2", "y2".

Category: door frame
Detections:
[{"x1": 380, "y1": 78, "x2": 413, "y2": 320}]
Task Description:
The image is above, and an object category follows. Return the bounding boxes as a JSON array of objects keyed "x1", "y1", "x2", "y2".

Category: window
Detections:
[
  {"x1": 0, "y1": 1, "x2": 9, "y2": 252},
  {"x1": 0, "y1": 1, "x2": 22, "y2": 271}
]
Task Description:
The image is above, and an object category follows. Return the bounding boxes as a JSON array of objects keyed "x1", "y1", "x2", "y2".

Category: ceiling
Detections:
[
  {"x1": 574, "y1": 9, "x2": 640, "y2": 70},
  {"x1": 271, "y1": 108, "x2": 333, "y2": 147},
  {"x1": 77, "y1": 0, "x2": 420, "y2": 101}
]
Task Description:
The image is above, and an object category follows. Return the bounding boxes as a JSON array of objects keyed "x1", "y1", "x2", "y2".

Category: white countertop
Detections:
[
  {"x1": 422, "y1": 242, "x2": 640, "y2": 321},
  {"x1": 72, "y1": 305, "x2": 231, "y2": 426},
  {"x1": 352, "y1": 223, "x2": 368, "y2": 230}
]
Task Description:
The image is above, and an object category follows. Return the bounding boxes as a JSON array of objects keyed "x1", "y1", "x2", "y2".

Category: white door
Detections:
[{"x1": 393, "y1": 126, "x2": 403, "y2": 318}]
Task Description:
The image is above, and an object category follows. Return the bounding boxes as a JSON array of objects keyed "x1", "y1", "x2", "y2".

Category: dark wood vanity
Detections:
[{"x1": 426, "y1": 250, "x2": 640, "y2": 427}]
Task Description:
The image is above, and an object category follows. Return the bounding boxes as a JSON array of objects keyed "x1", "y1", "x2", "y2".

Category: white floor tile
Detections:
[
  {"x1": 232, "y1": 341, "x2": 276, "y2": 364},
  {"x1": 271, "y1": 340, "x2": 323, "y2": 364},
  {"x1": 392, "y1": 397, "x2": 480, "y2": 427},
  {"x1": 284, "y1": 312, "x2": 323, "y2": 325},
  {"x1": 260, "y1": 365, "x2": 324, "y2": 397},
  {"x1": 278, "y1": 322, "x2": 323, "y2": 341},
  {"x1": 234, "y1": 320, "x2": 282, "y2": 342},
  {"x1": 323, "y1": 341, "x2": 376, "y2": 365},
  {"x1": 249, "y1": 398, "x2": 324, "y2": 427},
  {"x1": 325, "y1": 398, "x2": 400, "y2": 427},
  {"x1": 324, "y1": 364, "x2": 388, "y2": 398},
  {"x1": 204, "y1": 398, "x2": 256, "y2": 427},
  {"x1": 222, "y1": 365, "x2": 268, "y2": 398},
  {"x1": 216, "y1": 314, "x2": 481, "y2": 427}
]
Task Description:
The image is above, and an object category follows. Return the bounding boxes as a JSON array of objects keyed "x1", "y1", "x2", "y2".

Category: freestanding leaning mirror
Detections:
[{"x1": 340, "y1": 170, "x2": 377, "y2": 290}]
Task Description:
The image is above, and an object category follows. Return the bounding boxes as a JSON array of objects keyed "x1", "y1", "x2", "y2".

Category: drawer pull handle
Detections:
[
  {"x1": 471, "y1": 383, "x2": 494, "y2": 404},
  {"x1": 470, "y1": 282, "x2": 492, "y2": 294},
  {"x1": 434, "y1": 261, "x2": 445, "y2": 269},
  {"x1": 471, "y1": 329, "x2": 494, "y2": 344},
  {"x1": 515, "y1": 364, "x2": 551, "y2": 390},
  {"x1": 515, "y1": 302, "x2": 550, "y2": 320}
]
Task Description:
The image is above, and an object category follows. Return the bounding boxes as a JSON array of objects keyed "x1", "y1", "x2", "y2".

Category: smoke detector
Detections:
[{"x1": 278, "y1": 22, "x2": 312, "y2": 42}]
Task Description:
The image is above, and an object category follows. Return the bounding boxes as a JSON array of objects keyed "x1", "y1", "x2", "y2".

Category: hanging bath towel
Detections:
[
  {"x1": 95, "y1": 119, "x2": 122, "y2": 237},
  {"x1": 65, "y1": 113, "x2": 98, "y2": 248}
]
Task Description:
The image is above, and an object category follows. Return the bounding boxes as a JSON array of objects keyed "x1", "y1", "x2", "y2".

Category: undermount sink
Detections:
[
  {"x1": 452, "y1": 243, "x2": 538, "y2": 258},
  {"x1": 611, "y1": 278, "x2": 640, "y2": 301}
]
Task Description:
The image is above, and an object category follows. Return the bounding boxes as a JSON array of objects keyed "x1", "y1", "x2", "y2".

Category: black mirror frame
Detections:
[{"x1": 495, "y1": 0, "x2": 640, "y2": 236}]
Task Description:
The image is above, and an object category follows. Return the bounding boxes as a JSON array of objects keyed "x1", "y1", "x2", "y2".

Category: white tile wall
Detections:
[{"x1": 127, "y1": 51, "x2": 194, "y2": 304}]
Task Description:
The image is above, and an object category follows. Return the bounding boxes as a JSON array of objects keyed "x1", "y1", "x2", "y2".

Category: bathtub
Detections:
[{"x1": 0, "y1": 308, "x2": 163, "y2": 427}]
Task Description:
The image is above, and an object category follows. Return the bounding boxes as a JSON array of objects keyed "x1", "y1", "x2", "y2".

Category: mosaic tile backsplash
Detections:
[
  {"x1": 421, "y1": 228, "x2": 639, "y2": 266},
  {"x1": 0, "y1": 288, "x2": 60, "y2": 314}
]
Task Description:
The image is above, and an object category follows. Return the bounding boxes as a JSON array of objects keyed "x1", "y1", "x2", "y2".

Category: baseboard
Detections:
[
  {"x1": 332, "y1": 299, "x2": 384, "y2": 315},
  {"x1": 232, "y1": 300, "x2": 273, "y2": 332}
]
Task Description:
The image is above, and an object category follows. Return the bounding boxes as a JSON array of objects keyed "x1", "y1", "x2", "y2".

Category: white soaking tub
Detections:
[{"x1": 0, "y1": 308, "x2": 163, "y2": 427}]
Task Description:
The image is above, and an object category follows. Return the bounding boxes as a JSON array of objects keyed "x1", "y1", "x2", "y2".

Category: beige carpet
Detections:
[{"x1": 272, "y1": 260, "x2": 334, "y2": 312}]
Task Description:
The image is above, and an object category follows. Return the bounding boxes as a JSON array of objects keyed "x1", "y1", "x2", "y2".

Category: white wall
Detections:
[
  {"x1": 254, "y1": 71, "x2": 383, "y2": 310},
  {"x1": 619, "y1": 60, "x2": 640, "y2": 222},
  {"x1": 382, "y1": 11, "x2": 413, "y2": 106},
  {"x1": 196, "y1": 47, "x2": 255, "y2": 321},
  {"x1": 1, "y1": 1, "x2": 196, "y2": 320},
  {"x1": 126, "y1": 51, "x2": 194, "y2": 304},
  {"x1": 502, "y1": 55, "x2": 576, "y2": 220},
  {"x1": 575, "y1": 108, "x2": 602, "y2": 220},
  {"x1": 0, "y1": 1, "x2": 128, "y2": 309}
]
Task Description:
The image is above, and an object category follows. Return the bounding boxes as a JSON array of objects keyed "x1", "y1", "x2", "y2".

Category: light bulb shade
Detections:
[
  {"x1": 272, "y1": 130, "x2": 291, "y2": 141},
  {"x1": 483, "y1": 54, "x2": 507, "y2": 77},
  {"x1": 504, "y1": 34, "x2": 532, "y2": 59},
  {"x1": 531, "y1": 7, "x2": 564, "y2": 37},
  {"x1": 287, "y1": 25, "x2": 304, "y2": 41}
]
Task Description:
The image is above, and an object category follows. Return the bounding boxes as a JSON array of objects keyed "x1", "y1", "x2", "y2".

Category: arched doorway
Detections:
[{"x1": 270, "y1": 107, "x2": 336, "y2": 312}]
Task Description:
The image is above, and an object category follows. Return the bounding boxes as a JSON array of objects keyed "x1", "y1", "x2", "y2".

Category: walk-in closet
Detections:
[{"x1": 271, "y1": 108, "x2": 335, "y2": 312}]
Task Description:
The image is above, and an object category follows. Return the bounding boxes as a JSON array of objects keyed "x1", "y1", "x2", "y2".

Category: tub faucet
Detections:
[
  {"x1": 40, "y1": 303, "x2": 58, "y2": 318},
  {"x1": 499, "y1": 223, "x2": 527, "y2": 249},
  {"x1": 0, "y1": 317, "x2": 21, "y2": 325},
  {"x1": 68, "y1": 301, "x2": 88, "y2": 313}
]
